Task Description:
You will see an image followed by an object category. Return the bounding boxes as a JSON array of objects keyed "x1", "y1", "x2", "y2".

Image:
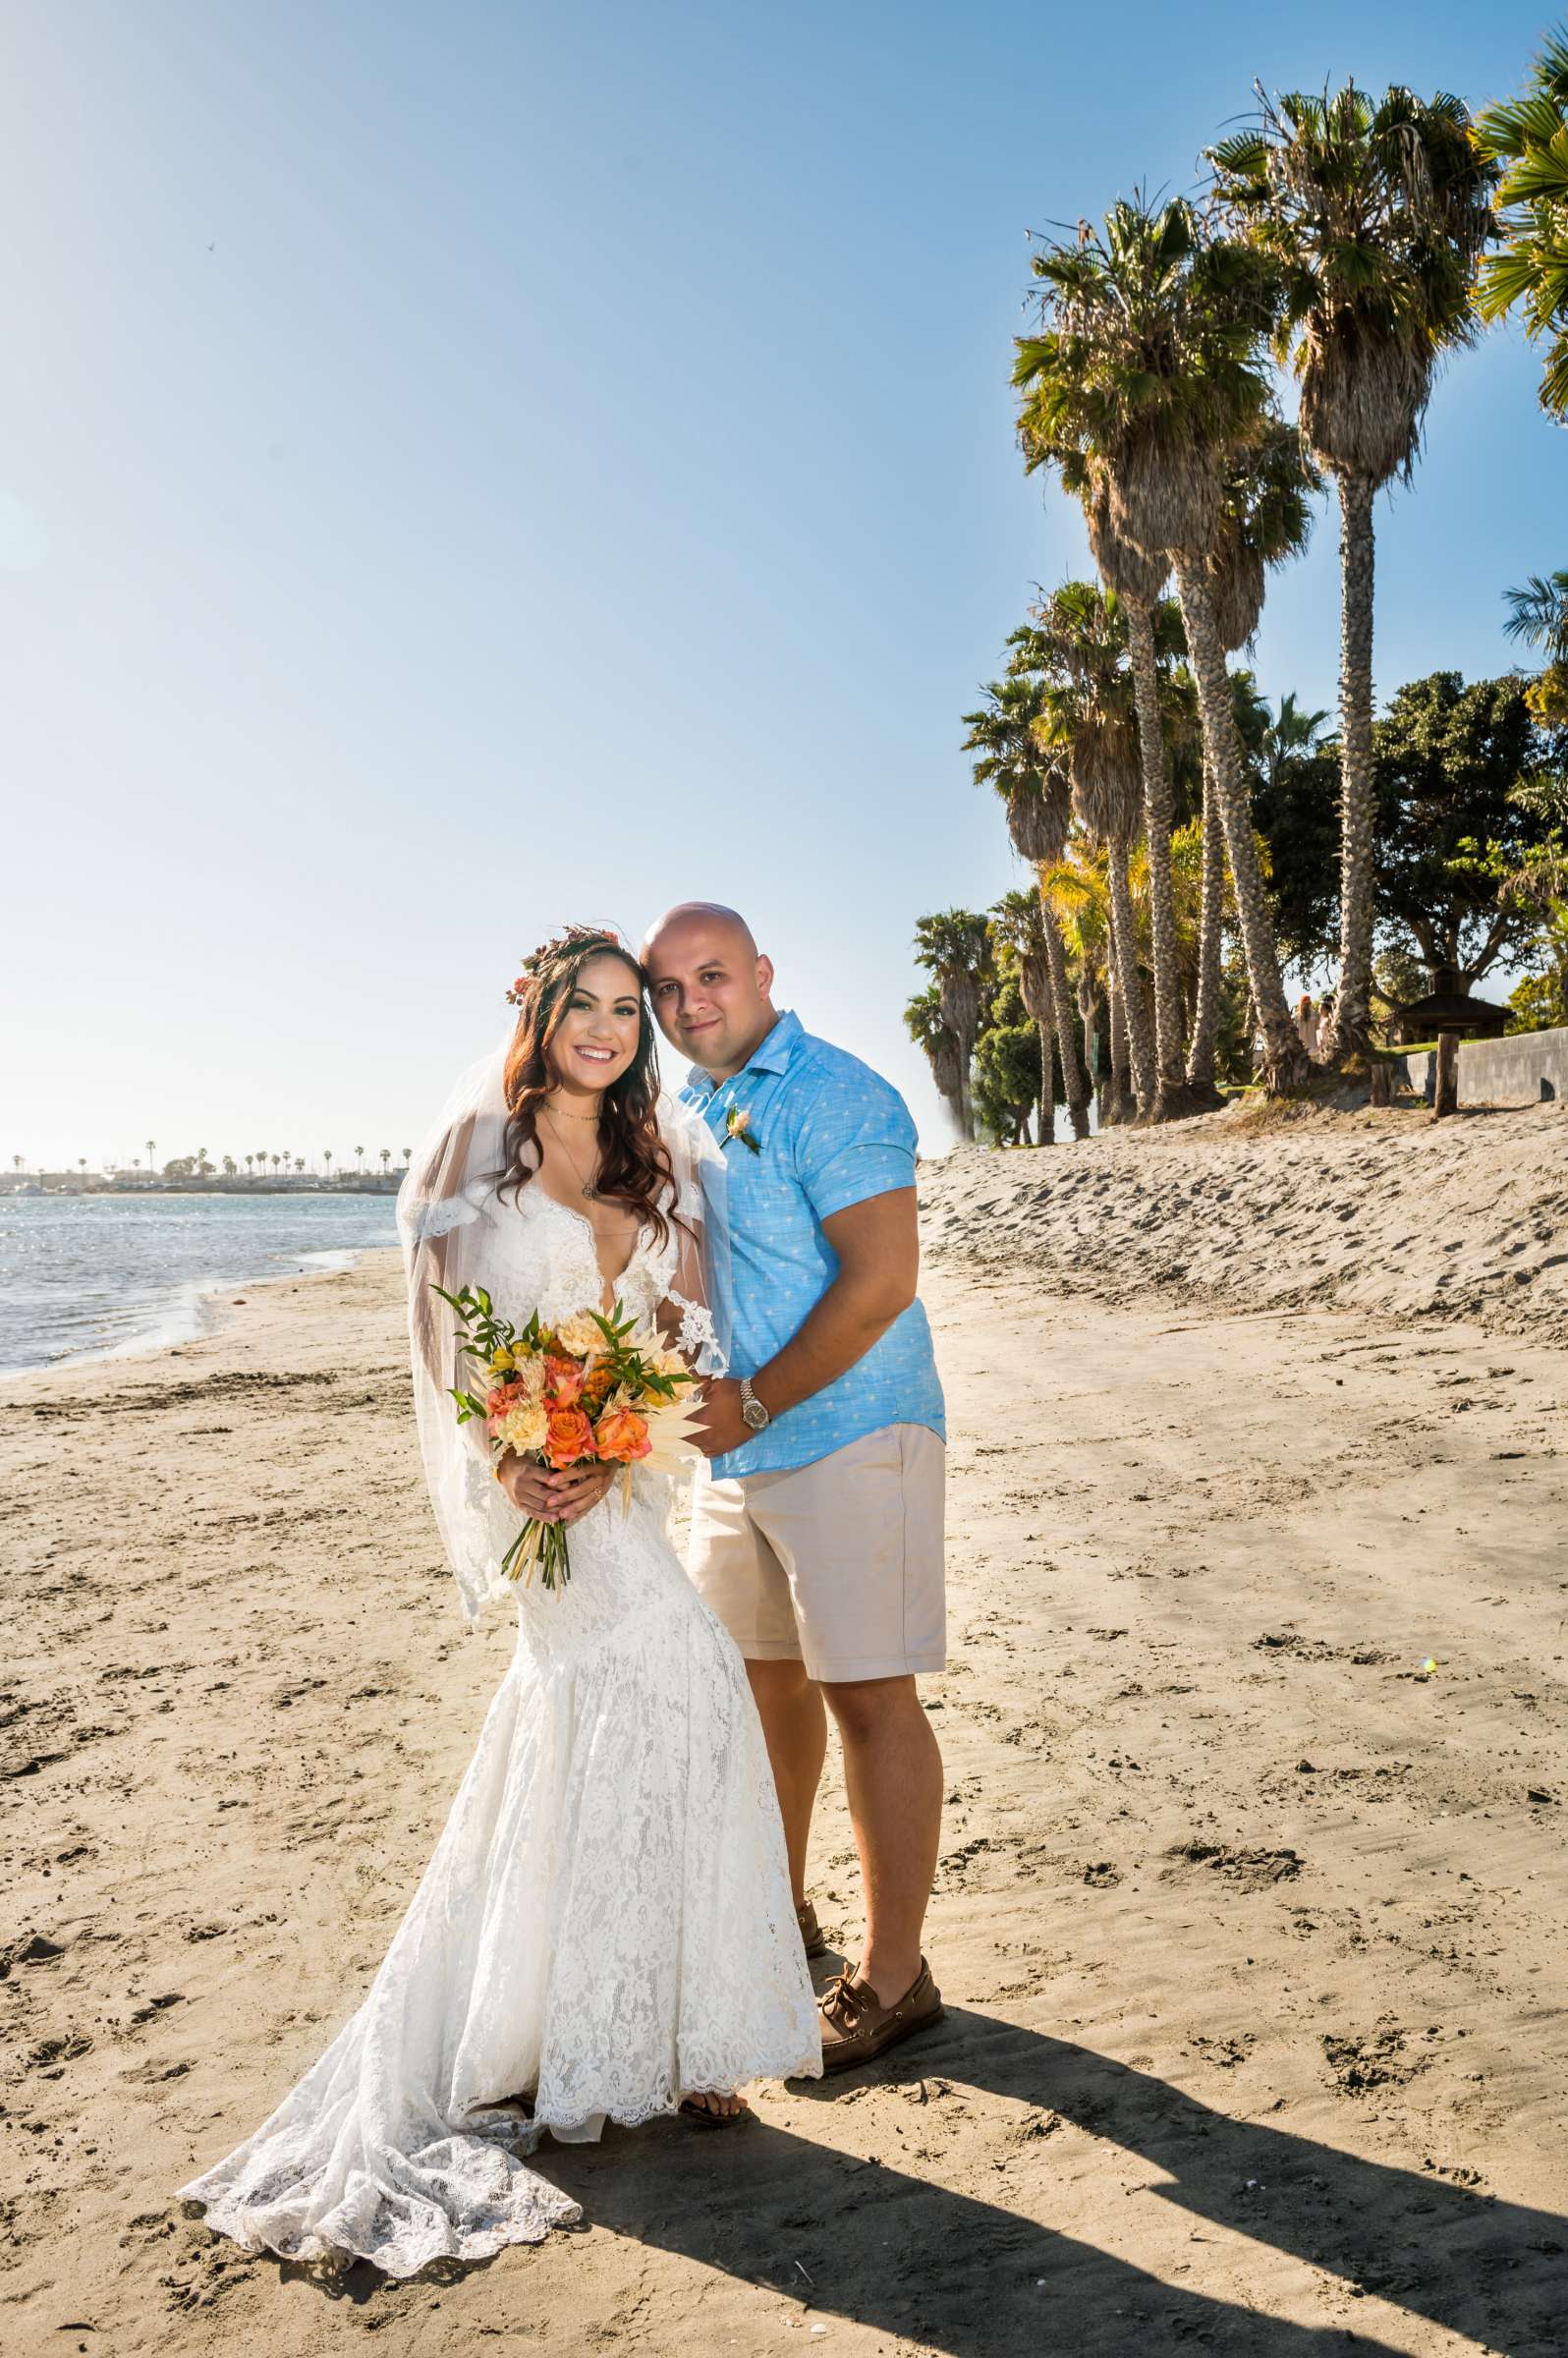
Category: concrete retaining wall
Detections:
[{"x1": 1397, "y1": 1025, "x2": 1568, "y2": 1105}]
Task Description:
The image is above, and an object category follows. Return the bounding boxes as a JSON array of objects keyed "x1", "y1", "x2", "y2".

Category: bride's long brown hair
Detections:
[{"x1": 498, "y1": 926, "x2": 676, "y2": 1248}]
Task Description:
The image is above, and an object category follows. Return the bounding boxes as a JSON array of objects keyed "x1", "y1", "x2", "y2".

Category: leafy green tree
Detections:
[
  {"x1": 1210, "y1": 84, "x2": 1496, "y2": 1063},
  {"x1": 1372, "y1": 673, "x2": 1557, "y2": 993},
  {"x1": 1251, "y1": 693, "x2": 1342, "y2": 977},
  {"x1": 1500, "y1": 772, "x2": 1568, "y2": 1028},
  {"x1": 1508, "y1": 970, "x2": 1567, "y2": 1031},
  {"x1": 974, "y1": 972, "x2": 1045, "y2": 1146},
  {"x1": 1474, "y1": 28, "x2": 1568, "y2": 417}
]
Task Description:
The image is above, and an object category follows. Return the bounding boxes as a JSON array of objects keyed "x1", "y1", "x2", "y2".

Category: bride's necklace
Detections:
[{"x1": 542, "y1": 1104, "x2": 607, "y2": 1204}]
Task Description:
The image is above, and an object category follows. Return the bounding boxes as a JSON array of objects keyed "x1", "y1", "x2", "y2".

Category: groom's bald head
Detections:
[
  {"x1": 641, "y1": 901, "x2": 756, "y2": 965},
  {"x1": 642, "y1": 903, "x2": 776, "y2": 1080}
]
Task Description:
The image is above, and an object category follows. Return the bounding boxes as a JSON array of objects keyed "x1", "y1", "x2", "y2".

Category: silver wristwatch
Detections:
[{"x1": 739, "y1": 1378, "x2": 771, "y2": 1432}]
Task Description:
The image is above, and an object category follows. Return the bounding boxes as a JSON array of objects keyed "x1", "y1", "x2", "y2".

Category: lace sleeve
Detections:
[
  {"x1": 655, "y1": 1096, "x2": 730, "y2": 1378},
  {"x1": 397, "y1": 1047, "x2": 515, "y2": 1629}
]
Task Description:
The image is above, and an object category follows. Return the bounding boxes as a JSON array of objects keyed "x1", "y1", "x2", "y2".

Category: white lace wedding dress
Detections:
[{"x1": 177, "y1": 1180, "x2": 821, "y2": 2278}]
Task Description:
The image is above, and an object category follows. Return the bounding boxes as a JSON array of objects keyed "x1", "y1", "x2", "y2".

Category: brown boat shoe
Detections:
[
  {"x1": 816, "y1": 1958, "x2": 944, "y2": 2074},
  {"x1": 796, "y1": 1898, "x2": 830, "y2": 1959}
]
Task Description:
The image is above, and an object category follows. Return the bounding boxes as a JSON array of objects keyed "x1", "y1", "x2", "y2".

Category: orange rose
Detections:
[
  {"x1": 543, "y1": 1405, "x2": 596, "y2": 1467},
  {"x1": 543, "y1": 1355, "x2": 586, "y2": 1406},
  {"x1": 594, "y1": 1407, "x2": 650, "y2": 1464}
]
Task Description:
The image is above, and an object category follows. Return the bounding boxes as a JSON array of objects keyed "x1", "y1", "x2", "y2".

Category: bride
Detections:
[{"x1": 177, "y1": 925, "x2": 822, "y2": 2277}]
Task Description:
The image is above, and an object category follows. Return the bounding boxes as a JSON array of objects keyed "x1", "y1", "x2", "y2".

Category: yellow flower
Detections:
[
  {"x1": 494, "y1": 1401, "x2": 547, "y2": 1456},
  {"x1": 488, "y1": 1346, "x2": 515, "y2": 1375},
  {"x1": 556, "y1": 1312, "x2": 606, "y2": 1358}
]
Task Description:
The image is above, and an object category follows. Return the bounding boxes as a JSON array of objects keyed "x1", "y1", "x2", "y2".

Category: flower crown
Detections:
[{"x1": 506, "y1": 924, "x2": 633, "y2": 1008}]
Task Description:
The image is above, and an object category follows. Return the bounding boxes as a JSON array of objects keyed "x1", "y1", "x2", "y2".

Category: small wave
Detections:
[{"x1": 0, "y1": 1204, "x2": 402, "y2": 1382}]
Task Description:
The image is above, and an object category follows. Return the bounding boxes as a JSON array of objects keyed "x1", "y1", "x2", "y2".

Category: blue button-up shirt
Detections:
[{"x1": 681, "y1": 1009, "x2": 946, "y2": 1478}]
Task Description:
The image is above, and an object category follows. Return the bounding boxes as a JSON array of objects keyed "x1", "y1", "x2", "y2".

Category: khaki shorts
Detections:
[{"x1": 687, "y1": 1423, "x2": 946, "y2": 1683}]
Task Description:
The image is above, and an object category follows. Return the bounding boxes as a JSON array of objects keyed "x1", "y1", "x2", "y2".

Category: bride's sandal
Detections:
[{"x1": 678, "y1": 2093, "x2": 751, "y2": 2130}]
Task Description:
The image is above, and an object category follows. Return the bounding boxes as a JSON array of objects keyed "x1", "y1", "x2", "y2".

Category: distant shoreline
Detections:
[{"x1": 1, "y1": 1179, "x2": 404, "y2": 1200}]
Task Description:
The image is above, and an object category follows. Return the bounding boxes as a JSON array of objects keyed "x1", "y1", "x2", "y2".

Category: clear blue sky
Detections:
[{"x1": 1, "y1": 0, "x2": 1557, "y2": 1169}]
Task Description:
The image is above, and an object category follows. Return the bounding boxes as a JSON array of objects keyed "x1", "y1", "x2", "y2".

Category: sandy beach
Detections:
[{"x1": 3, "y1": 1105, "x2": 1566, "y2": 2357}]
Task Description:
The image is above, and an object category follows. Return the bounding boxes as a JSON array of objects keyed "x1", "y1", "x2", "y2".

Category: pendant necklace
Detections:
[{"x1": 543, "y1": 1104, "x2": 606, "y2": 1204}]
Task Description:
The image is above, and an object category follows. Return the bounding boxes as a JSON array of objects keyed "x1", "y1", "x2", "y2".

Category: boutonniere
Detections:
[{"x1": 724, "y1": 1105, "x2": 761, "y2": 1154}]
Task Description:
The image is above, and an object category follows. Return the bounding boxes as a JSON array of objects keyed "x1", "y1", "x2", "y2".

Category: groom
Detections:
[{"x1": 643, "y1": 903, "x2": 947, "y2": 2071}]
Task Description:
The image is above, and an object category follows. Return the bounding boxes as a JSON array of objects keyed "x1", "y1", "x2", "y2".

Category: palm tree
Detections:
[
  {"x1": 295, "y1": 1157, "x2": 306, "y2": 1175},
  {"x1": 912, "y1": 912, "x2": 992, "y2": 1139},
  {"x1": 1020, "y1": 293, "x2": 1195, "y2": 1118},
  {"x1": 1210, "y1": 86, "x2": 1495, "y2": 1063},
  {"x1": 1260, "y1": 689, "x2": 1332, "y2": 790},
  {"x1": 355, "y1": 1145, "x2": 365, "y2": 1174},
  {"x1": 904, "y1": 983, "x2": 968, "y2": 1139},
  {"x1": 1503, "y1": 572, "x2": 1568, "y2": 720},
  {"x1": 379, "y1": 1149, "x2": 391, "y2": 1176},
  {"x1": 402, "y1": 1146, "x2": 413, "y2": 1168},
  {"x1": 245, "y1": 1153, "x2": 253, "y2": 1177},
  {"x1": 1183, "y1": 425, "x2": 1321, "y2": 1095},
  {"x1": 1041, "y1": 840, "x2": 1117, "y2": 1119},
  {"x1": 145, "y1": 1139, "x2": 156, "y2": 1175},
  {"x1": 961, "y1": 669, "x2": 1092, "y2": 1136},
  {"x1": 271, "y1": 1154, "x2": 281, "y2": 1177},
  {"x1": 223, "y1": 1155, "x2": 237, "y2": 1176},
  {"x1": 1474, "y1": 29, "x2": 1568, "y2": 418},
  {"x1": 990, "y1": 889, "x2": 1058, "y2": 1143},
  {"x1": 1016, "y1": 196, "x2": 1309, "y2": 1093},
  {"x1": 323, "y1": 1151, "x2": 333, "y2": 1182},
  {"x1": 1026, "y1": 584, "x2": 1156, "y2": 1116}
]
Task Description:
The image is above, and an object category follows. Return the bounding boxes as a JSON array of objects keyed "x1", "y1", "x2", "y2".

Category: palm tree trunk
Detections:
[
  {"x1": 1171, "y1": 556, "x2": 1311, "y2": 1095},
  {"x1": 1325, "y1": 472, "x2": 1375, "y2": 1066},
  {"x1": 1125, "y1": 595, "x2": 1197, "y2": 1118},
  {"x1": 1038, "y1": 894, "x2": 1092, "y2": 1140},
  {"x1": 1186, "y1": 758, "x2": 1227, "y2": 1100},
  {"x1": 1036, "y1": 1019, "x2": 1056, "y2": 1144},
  {"x1": 1106, "y1": 968, "x2": 1133, "y2": 1123},
  {"x1": 1078, "y1": 973, "x2": 1100, "y2": 1105},
  {"x1": 1106, "y1": 842, "x2": 1155, "y2": 1115}
]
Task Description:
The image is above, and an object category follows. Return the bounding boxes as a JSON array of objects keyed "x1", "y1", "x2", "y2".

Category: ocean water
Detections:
[{"x1": 0, "y1": 1193, "x2": 402, "y2": 1379}]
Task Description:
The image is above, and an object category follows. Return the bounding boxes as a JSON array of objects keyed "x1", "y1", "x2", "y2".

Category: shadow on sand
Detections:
[{"x1": 522, "y1": 2006, "x2": 1565, "y2": 2357}]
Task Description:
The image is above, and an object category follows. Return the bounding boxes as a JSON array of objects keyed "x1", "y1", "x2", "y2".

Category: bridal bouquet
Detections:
[{"x1": 434, "y1": 1284, "x2": 704, "y2": 1591}]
